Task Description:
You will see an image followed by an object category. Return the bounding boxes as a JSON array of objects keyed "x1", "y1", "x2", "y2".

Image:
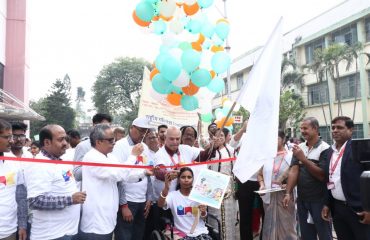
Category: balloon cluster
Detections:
[
  {"x1": 212, "y1": 98, "x2": 240, "y2": 131},
  {"x1": 133, "y1": 0, "x2": 231, "y2": 122}
]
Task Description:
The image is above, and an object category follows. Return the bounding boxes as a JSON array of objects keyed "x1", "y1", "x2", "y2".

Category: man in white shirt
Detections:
[
  {"x1": 0, "y1": 120, "x2": 27, "y2": 240},
  {"x1": 112, "y1": 117, "x2": 154, "y2": 240},
  {"x1": 80, "y1": 124, "x2": 151, "y2": 240},
  {"x1": 321, "y1": 116, "x2": 370, "y2": 239},
  {"x1": 23, "y1": 125, "x2": 86, "y2": 240},
  {"x1": 73, "y1": 113, "x2": 112, "y2": 181}
]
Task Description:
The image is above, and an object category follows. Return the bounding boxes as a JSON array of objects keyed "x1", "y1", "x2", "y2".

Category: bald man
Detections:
[{"x1": 23, "y1": 125, "x2": 86, "y2": 240}]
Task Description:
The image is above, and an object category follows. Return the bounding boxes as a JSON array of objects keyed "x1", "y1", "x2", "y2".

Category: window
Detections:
[
  {"x1": 236, "y1": 73, "x2": 244, "y2": 90},
  {"x1": 332, "y1": 24, "x2": 358, "y2": 46},
  {"x1": 305, "y1": 38, "x2": 325, "y2": 63},
  {"x1": 307, "y1": 82, "x2": 329, "y2": 105},
  {"x1": 336, "y1": 73, "x2": 360, "y2": 100},
  {"x1": 319, "y1": 126, "x2": 332, "y2": 145},
  {"x1": 366, "y1": 17, "x2": 370, "y2": 42},
  {"x1": 353, "y1": 124, "x2": 364, "y2": 139},
  {"x1": 0, "y1": 63, "x2": 3, "y2": 90}
]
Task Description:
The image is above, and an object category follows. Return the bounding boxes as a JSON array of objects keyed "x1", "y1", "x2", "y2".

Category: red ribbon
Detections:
[{"x1": 0, "y1": 155, "x2": 236, "y2": 169}]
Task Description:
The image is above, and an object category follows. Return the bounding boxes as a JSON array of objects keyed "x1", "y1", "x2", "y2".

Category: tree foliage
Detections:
[
  {"x1": 279, "y1": 90, "x2": 306, "y2": 130},
  {"x1": 29, "y1": 74, "x2": 76, "y2": 137},
  {"x1": 92, "y1": 57, "x2": 152, "y2": 129}
]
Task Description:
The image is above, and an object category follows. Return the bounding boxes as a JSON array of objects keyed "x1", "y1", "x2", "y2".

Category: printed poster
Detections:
[{"x1": 189, "y1": 168, "x2": 230, "y2": 209}]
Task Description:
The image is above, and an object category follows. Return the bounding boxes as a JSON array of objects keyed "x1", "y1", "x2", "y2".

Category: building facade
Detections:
[{"x1": 213, "y1": 0, "x2": 370, "y2": 143}]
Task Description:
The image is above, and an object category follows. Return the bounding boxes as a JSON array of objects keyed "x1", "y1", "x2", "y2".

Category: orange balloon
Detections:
[
  {"x1": 215, "y1": 117, "x2": 234, "y2": 128},
  {"x1": 182, "y1": 81, "x2": 199, "y2": 96},
  {"x1": 191, "y1": 42, "x2": 202, "y2": 52},
  {"x1": 167, "y1": 93, "x2": 182, "y2": 106},
  {"x1": 225, "y1": 117, "x2": 235, "y2": 127},
  {"x1": 176, "y1": 2, "x2": 183, "y2": 7},
  {"x1": 210, "y1": 70, "x2": 216, "y2": 79},
  {"x1": 211, "y1": 45, "x2": 224, "y2": 52},
  {"x1": 132, "y1": 11, "x2": 151, "y2": 27},
  {"x1": 150, "y1": 68, "x2": 159, "y2": 80},
  {"x1": 196, "y1": 34, "x2": 205, "y2": 45},
  {"x1": 152, "y1": 15, "x2": 160, "y2": 21},
  {"x1": 183, "y1": 2, "x2": 199, "y2": 16},
  {"x1": 160, "y1": 15, "x2": 174, "y2": 21}
]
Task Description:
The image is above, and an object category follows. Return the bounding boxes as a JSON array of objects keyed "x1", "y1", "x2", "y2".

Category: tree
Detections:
[
  {"x1": 29, "y1": 74, "x2": 76, "y2": 137},
  {"x1": 75, "y1": 87, "x2": 88, "y2": 124},
  {"x1": 92, "y1": 57, "x2": 152, "y2": 129},
  {"x1": 279, "y1": 90, "x2": 306, "y2": 130}
]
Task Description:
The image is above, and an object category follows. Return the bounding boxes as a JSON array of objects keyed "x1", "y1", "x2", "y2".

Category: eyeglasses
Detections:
[
  {"x1": 13, "y1": 134, "x2": 26, "y2": 140},
  {"x1": 100, "y1": 138, "x2": 115, "y2": 144},
  {"x1": 0, "y1": 135, "x2": 13, "y2": 141},
  {"x1": 134, "y1": 126, "x2": 148, "y2": 134}
]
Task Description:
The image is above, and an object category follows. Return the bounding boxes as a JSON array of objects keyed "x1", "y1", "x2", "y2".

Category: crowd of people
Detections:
[{"x1": 1, "y1": 113, "x2": 370, "y2": 240}]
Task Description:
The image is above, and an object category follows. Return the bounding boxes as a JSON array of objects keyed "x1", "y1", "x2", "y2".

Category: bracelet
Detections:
[{"x1": 160, "y1": 191, "x2": 167, "y2": 199}]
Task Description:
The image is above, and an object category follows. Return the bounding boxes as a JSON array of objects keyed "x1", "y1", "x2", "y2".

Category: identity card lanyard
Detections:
[
  {"x1": 169, "y1": 151, "x2": 181, "y2": 168},
  {"x1": 329, "y1": 146, "x2": 346, "y2": 179}
]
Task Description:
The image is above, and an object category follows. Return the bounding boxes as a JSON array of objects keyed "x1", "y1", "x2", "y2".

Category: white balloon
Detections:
[
  {"x1": 195, "y1": 87, "x2": 216, "y2": 100},
  {"x1": 159, "y1": 0, "x2": 177, "y2": 18},
  {"x1": 169, "y1": 19, "x2": 184, "y2": 34},
  {"x1": 198, "y1": 100, "x2": 213, "y2": 114},
  {"x1": 184, "y1": 0, "x2": 197, "y2": 5},
  {"x1": 169, "y1": 48, "x2": 183, "y2": 62},
  {"x1": 162, "y1": 33, "x2": 179, "y2": 48},
  {"x1": 215, "y1": 111, "x2": 224, "y2": 120},
  {"x1": 172, "y1": 70, "x2": 190, "y2": 87},
  {"x1": 150, "y1": 87, "x2": 168, "y2": 104},
  {"x1": 223, "y1": 99, "x2": 233, "y2": 109}
]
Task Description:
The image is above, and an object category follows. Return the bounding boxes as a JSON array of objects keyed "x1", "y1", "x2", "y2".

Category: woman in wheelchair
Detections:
[{"x1": 157, "y1": 167, "x2": 213, "y2": 240}]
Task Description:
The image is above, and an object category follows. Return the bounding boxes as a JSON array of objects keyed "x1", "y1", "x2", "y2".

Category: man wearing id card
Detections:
[{"x1": 321, "y1": 116, "x2": 370, "y2": 239}]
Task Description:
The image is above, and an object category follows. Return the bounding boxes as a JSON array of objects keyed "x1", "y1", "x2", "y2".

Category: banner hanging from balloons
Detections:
[{"x1": 133, "y1": 0, "x2": 232, "y2": 123}]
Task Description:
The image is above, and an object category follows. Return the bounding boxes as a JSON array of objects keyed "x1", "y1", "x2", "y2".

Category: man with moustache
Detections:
[
  {"x1": 0, "y1": 119, "x2": 27, "y2": 240},
  {"x1": 321, "y1": 116, "x2": 370, "y2": 239},
  {"x1": 23, "y1": 125, "x2": 86, "y2": 240},
  {"x1": 283, "y1": 117, "x2": 331, "y2": 240}
]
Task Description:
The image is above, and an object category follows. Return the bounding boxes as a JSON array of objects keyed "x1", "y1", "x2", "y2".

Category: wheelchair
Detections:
[{"x1": 150, "y1": 211, "x2": 221, "y2": 240}]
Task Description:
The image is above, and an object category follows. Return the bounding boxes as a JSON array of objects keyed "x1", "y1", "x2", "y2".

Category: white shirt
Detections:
[
  {"x1": 0, "y1": 157, "x2": 24, "y2": 238},
  {"x1": 329, "y1": 142, "x2": 347, "y2": 201},
  {"x1": 112, "y1": 137, "x2": 151, "y2": 202},
  {"x1": 153, "y1": 145, "x2": 200, "y2": 200},
  {"x1": 81, "y1": 148, "x2": 140, "y2": 234},
  {"x1": 24, "y1": 153, "x2": 80, "y2": 240},
  {"x1": 164, "y1": 190, "x2": 208, "y2": 237}
]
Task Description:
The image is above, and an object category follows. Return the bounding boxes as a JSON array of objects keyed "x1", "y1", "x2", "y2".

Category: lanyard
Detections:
[
  {"x1": 273, "y1": 151, "x2": 286, "y2": 176},
  {"x1": 169, "y1": 151, "x2": 181, "y2": 167},
  {"x1": 329, "y1": 146, "x2": 346, "y2": 177}
]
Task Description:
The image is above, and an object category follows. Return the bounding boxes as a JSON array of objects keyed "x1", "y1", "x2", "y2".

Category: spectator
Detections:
[
  {"x1": 0, "y1": 119, "x2": 27, "y2": 240},
  {"x1": 283, "y1": 117, "x2": 331, "y2": 240},
  {"x1": 180, "y1": 126, "x2": 197, "y2": 147},
  {"x1": 157, "y1": 167, "x2": 212, "y2": 240},
  {"x1": 67, "y1": 130, "x2": 81, "y2": 148},
  {"x1": 321, "y1": 116, "x2": 370, "y2": 239},
  {"x1": 257, "y1": 130, "x2": 297, "y2": 239},
  {"x1": 113, "y1": 127, "x2": 126, "y2": 142},
  {"x1": 29, "y1": 141, "x2": 40, "y2": 157},
  {"x1": 157, "y1": 125, "x2": 167, "y2": 148},
  {"x1": 23, "y1": 125, "x2": 86, "y2": 240}
]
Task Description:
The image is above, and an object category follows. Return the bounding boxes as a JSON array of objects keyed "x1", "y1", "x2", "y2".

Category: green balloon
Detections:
[
  {"x1": 152, "y1": 74, "x2": 172, "y2": 94},
  {"x1": 153, "y1": 19, "x2": 167, "y2": 35},
  {"x1": 181, "y1": 49, "x2": 201, "y2": 73},
  {"x1": 201, "y1": 21, "x2": 215, "y2": 39},
  {"x1": 181, "y1": 95, "x2": 199, "y2": 111},
  {"x1": 207, "y1": 77, "x2": 225, "y2": 93},
  {"x1": 215, "y1": 22, "x2": 230, "y2": 40},
  {"x1": 155, "y1": 53, "x2": 170, "y2": 72},
  {"x1": 201, "y1": 113, "x2": 213, "y2": 122},
  {"x1": 178, "y1": 42, "x2": 192, "y2": 51},
  {"x1": 191, "y1": 69, "x2": 212, "y2": 87},
  {"x1": 162, "y1": 57, "x2": 181, "y2": 82},
  {"x1": 198, "y1": 0, "x2": 214, "y2": 8},
  {"x1": 186, "y1": 19, "x2": 202, "y2": 34},
  {"x1": 211, "y1": 52, "x2": 231, "y2": 74},
  {"x1": 135, "y1": 2, "x2": 154, "y2": 22}
]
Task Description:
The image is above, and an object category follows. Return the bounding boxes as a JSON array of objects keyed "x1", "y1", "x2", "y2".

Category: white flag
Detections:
[{"x1": 233, "y1": 18, "x2": 283, "y2": 183}]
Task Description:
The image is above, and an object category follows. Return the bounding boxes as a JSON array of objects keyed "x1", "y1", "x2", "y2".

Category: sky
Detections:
[{"x1": 28, "y1": 0, "x2": 344, "y2": 108}]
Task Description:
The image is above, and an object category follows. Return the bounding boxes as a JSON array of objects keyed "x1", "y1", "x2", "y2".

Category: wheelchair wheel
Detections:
[{"x1": 150, "y1": 230, "x2": 166, "y2": 240}]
